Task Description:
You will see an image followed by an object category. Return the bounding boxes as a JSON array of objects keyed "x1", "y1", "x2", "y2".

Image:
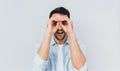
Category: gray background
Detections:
[{"x1": 0, "y1": 0, "x2": 119, "y2": 71}]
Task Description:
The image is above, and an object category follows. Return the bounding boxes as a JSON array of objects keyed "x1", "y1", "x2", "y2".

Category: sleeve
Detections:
[
  {"x1": 32, "y1": 54, "x2": 48, "y2": 71},
  {"x1": 32, "y1": 41, "x2": 48, "y2": 71}
]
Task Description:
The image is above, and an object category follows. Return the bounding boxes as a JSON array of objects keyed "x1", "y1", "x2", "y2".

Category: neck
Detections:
[{"x1": 54, "y1": 36, "x2": 67, "y2": 45}]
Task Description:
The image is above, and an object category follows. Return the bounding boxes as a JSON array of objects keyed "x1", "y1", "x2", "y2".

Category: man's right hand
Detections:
[
  {"x1": 37, "y1": 17, "x2": 59, "y2": 61},
  {"x1": 46, "y1": 17, "x2": 59, "y2": 35}
]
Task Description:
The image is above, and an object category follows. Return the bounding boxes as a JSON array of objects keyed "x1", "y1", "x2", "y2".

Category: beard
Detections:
[{"x1": 54, "y1": 29, "x2": 67, "y2": 41}]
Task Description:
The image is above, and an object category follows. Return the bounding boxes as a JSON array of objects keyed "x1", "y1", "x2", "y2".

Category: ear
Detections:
[
  {"x1": 47, "y1": 24, "x2": 48, "y2": 27},
  {"x1": 71, "y1": 21, "x2": 73, "y2": 29}
]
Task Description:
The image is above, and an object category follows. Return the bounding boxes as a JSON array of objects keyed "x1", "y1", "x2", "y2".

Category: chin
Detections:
[{"x1": 55, "y1": 35, "x2": 66, "y2": 41}]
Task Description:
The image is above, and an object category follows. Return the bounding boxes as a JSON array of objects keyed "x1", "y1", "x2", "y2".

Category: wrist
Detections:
[
  {"x1": 46, "y1": 31, "x2": 53, "y2": 38},
  {"x1": 67, "y1": 29, "x2": 74, "y2": 36}
]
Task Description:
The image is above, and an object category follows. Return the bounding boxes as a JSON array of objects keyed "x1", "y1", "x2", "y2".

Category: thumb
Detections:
[
  {"x1": 61, "y1": 24, "x2": 67, "y2": 32},
  {"x1": 53, "y1": 23, "x2": 59, "y2": 33},
  {"x1": 56, "y1": 23, "x2": 59, "y2": 28}
]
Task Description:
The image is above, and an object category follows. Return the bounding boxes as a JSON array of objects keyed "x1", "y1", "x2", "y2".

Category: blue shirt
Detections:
[{"x1": 32, "y1": 38, "x2": 88, "y2": 71}]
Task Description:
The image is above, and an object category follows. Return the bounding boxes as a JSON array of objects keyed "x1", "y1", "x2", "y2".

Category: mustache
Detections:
[
  {"x1": 56, "y1": 29, "x2": 64, "y2": 32},
  {"x1": 55, "y1": 29, "x2": 65, "y2": 34}
]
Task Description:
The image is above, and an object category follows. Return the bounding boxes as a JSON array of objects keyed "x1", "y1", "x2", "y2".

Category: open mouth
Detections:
[{"x1": 57, "y1": 31, "x2": 64, "y2": 34}]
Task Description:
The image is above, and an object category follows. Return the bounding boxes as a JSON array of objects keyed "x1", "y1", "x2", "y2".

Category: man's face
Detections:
[{"x1": 51, "y1": 13, "x2": 68, "y2": 41}]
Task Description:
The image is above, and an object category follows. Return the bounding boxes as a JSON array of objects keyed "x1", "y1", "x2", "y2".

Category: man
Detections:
[{"x1": 32, "y1": 7, "x2": 88, "y2": 71}]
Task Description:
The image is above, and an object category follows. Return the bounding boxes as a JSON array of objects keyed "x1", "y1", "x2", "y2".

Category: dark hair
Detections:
[{"x1": 49, "y1": 7, "x2": 70, "y2": 18}]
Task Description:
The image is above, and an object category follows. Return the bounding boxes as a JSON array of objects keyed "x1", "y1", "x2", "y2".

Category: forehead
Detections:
[{"x1": 51, "y1": 13, "x2": 68, "y2": 21}]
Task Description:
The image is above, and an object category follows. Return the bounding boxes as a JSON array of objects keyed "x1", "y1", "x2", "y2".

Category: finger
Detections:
[
  {"x1": 61, "y1": 23, "x2": 67, "y2": 32},
  {"x1": 63, "y1": 17, "x2": 69, "y2": 21},
  {"x1": 62, "y1": 17, "x2": 72, "y2": 25},
  {"x1": 48, "y1": 17, "x2": 55, "y2": 24},
  {"x1": 47, "y1": 17, "x2": 56, "y2": 28},
  {"x1": 53, "y1": 22, "x2": 59, "y2": 33},
  {"x1": 71, "y1": 21, "x2": 73, "y2": 28},
  {"x1": 63, "y1": 18, "x2": 73, "y2": 29},
  {"x1": 49, "y1": 17, "x2": 53, "y2": 20},
  {"x1": 55, "y1": 22, "x2": 59, "y2": 29},
  {"x1": 50, "y1": 18, "x2": 58, "y2": 27},
  {"x1": 50, "y1": 17, "x2": 58, "y2": 22}
]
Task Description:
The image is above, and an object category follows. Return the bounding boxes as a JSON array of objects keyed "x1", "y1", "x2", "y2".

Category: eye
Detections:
[
  {"x1": 52, "y1": 20, "x2": 57, "y2": 26},
  {"x1": 62, "y1": 20, "x2": 67, "y2": 25}
]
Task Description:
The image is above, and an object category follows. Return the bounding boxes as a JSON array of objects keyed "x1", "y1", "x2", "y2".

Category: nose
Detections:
[{"x1": 58, "y1": 22, "x2": 62, "y2": 30}]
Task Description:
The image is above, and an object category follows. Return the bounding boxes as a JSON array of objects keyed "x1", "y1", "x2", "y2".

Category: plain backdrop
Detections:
[{"x1": 0, "y1": 0, "x2": 119, "y2": 71}]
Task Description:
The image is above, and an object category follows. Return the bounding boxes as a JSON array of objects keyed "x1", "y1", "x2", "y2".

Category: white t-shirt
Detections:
[{"x1": 56, "y1": 44, "x2": 64, "y2": 71}]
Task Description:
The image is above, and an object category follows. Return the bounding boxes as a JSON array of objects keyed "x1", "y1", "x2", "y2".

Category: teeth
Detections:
[
  {"x1": 58, "y1": 32, "x2": 62, "y2": 34},
  {"x1": 57, "y1": 31, "x2": 63, "y2": 34}
]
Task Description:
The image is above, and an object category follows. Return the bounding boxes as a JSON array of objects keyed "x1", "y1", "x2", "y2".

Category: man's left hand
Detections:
[{"x1": 61, "y1": 17, "x2": 74, "y2": 35}]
